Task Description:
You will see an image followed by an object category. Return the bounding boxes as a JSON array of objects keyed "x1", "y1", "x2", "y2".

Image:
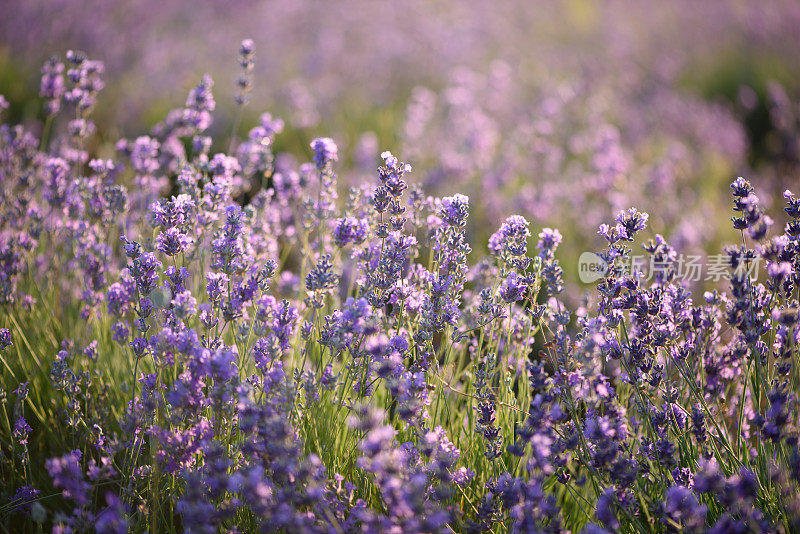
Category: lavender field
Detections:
[{"x1": 2, "y1": 1, "x2": 800, "y2": 532}]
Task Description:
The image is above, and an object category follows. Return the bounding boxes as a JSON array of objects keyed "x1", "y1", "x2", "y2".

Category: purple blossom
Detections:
[
  {"x1": 171, "y1": 289, "x2": 197, "y2": 319},
  {"x1": 9, "y1": 485, "x2": 39, "y2": 514},
  {"x1": 95, "y1": 493, "x2": 129, "y2": 534},
  {"x1": 489, "y1": 215, "x2": 530, "y2": 269},
  {"x1": 0, "y1": 328, "x2": 11, "y2": 350},
  {"x1": 156, "y1": 228, "x2": 192, "y2": 256},
  {"x1": 184, "y1": 74, "x2": 215, "y2": 131},
  {"x1": 13, "y1": 416, "x2": 32, "y2": 445},
  {"x1": 498, "y1": 271, "x2": 528, "y2": 303},
  {"x1": 331, "y1": 217, "x2": 369, "y2": 247},
  {"x1": 615, "y1": 208, "x2": 649, "y2": 241},
  {"x1": 46, "y1": 450, "x2": 91, "y2": 506},
  {"x1": 439, "y1": 194, "x2": 470, "y2": 228},
  {"x1": 5, "y1": 37, "x2": 800, "y2": 531},
  {"x1": 662, "y1": 486, "x2": 706, "y2": 532},
  {"x1": 310, "y1": 137, "x2": 338, "y2": 170},
  {"x1": 537, "y1": 227, "x2": 562, "y2": 259}
]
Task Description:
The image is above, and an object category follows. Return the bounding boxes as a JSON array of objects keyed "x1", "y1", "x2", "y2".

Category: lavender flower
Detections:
[
  {"x1": 332, "y1": 216, "x2": 369, "y2": 247},
  {"x1": 235, "y1": 38, "x2": 255, "y2": 106},
  {"x1": 439, "y1": 194, "x2": 470, "y2": 228},
  {"x1": 156, "y1": 227, "x2": 193, "y2": 256},
  {"x1": 184, "y1": 74, "x2": 215, "y2": 131},
  {"x1": 9, "y1": 485, "x2": 40, "y2": 514},
  {"x1": 46, "y1": 450, "x2": 91, "y2": 506},
  {"x1": 0, "y1": 328, "x2": 11, "y2": 350},
  {"x1": 6, "y1": 38, "x2": 800, "y2": 532},
  {"x1": 310, "y1": 137, "x2": 338, "y2": 171},
  {"x1": 498, "y1": 270, "x2": 528, "y2": 303},
  {"x1": 13, "y1": 416, "x2": 32, "y2": 445}
]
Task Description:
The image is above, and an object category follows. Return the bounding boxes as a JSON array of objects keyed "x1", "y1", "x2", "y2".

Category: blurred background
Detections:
[{"x1": 2, "y1": 0, "x2": 799, "y2": 292}]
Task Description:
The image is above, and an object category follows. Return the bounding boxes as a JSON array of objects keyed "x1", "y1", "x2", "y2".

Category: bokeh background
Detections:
[{"x1": 2, "y1": 0, "x2": 799, "y2": 291}]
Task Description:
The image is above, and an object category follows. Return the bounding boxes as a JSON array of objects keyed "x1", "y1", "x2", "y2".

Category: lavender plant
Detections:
[{"x1": 1, "y1": 45, "x2": 800, "y2": 534}]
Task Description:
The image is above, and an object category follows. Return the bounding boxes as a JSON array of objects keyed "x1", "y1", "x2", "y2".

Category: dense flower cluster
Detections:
[
  {"x1": 5, "y1": 1, "x2": 800, "y2": 255},
  {"x1": 1, "y1": 45, "x2": 800, "y2": 534}
]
